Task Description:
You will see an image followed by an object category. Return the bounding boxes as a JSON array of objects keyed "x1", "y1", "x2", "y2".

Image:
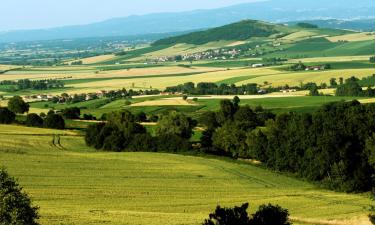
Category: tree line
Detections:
[
  {"x1": 165, "y1": 82, "x2": 260, "y2": 95},
  {"x1": 85, "y1": 110, "x2": 196, "y2": 153},
  {"x1": 199, "y1": 98, "x2": 374, "y2": 193},
  {"x1": 0, "y1": 79, "x2": 64, "y2": 91}
]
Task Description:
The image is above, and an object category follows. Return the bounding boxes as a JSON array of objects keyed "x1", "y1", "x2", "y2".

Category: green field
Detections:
[{"x1": 0, "y1": 125, "x2": 371, "y2": 225}]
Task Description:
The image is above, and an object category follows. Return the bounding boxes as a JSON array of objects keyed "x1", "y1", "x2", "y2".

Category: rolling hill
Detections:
[
  {"x1": 1, "y1": 0, "x2": 375, "y2": 43},
  {"x1": 153, "y1": 20, "x2": 292, "y2": 45}
]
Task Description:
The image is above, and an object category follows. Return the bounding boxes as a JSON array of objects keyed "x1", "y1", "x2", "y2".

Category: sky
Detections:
[{"x1": 0, "y1": 0, "x2": 259, "y2": 31}]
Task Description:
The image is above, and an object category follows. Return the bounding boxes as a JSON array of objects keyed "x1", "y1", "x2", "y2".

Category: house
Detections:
[
  {"x1": 252, "y1": 64, "x2": 264, "y2": 68},
  {"x1": 305, "y1": 65, "x2": 326, "y2": 71}
]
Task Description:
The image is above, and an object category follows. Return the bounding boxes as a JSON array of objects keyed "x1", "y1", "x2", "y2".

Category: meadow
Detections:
[{"x1": 0, "y1": 125, "x2": 372, "y2": 225}]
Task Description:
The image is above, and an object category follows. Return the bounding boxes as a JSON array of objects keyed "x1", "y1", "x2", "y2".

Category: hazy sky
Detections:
[{"x1": 0, "y1": 0, "x2": 259, "y2": 31}]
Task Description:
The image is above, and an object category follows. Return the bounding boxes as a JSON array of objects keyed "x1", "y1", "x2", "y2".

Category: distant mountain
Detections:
[
  {"x1": 154, "y1": 20, "x2": 292, "y2": 45},
  {"x1": 288, "y1": 19, "x2": 375, "y2": 32},
  {"x1": 1, "y1": 0, "x2": 375, "y2": 43}
]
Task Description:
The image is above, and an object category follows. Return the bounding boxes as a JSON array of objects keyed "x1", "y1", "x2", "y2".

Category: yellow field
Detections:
[
  {"x1": 236, "y1": 68, "x2": 375, "y2": 87},
  {"x1": 79, "y1": 54, "x2": 116, "y2": 64},
  {"x1": 0, "y1": 66, "x2": 223, "y2": 82},
  {"x1": 69, "y1": 67, "x2": 281, "y2": 92},
  {"x1": 0, "y1": 65, "x2": 20, "y2": 71},
  {"x1": 280, "y1": 31, "x2": 318, "y2": 42},
  {"x1": 288, "y1": 55, "x2": 373, "y2": 63},
  {"x1": 327, "y1": 32, "x2": 375, "y2": 42},
  {"x1": 131, "y1": 99, "x2": 197, "y2": 107}
]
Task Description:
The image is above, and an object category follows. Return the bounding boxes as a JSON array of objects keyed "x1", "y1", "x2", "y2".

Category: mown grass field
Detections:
[{"x1": 0, "y1": 125, "x2": 372, "y2": 225}]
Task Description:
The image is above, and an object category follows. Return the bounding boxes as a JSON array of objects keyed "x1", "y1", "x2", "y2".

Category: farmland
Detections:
[
  {"x1": 0, "y1": 125, "x2": 372, "y2": 225},
  {"x1": 0, "y1": 18, "x2": 375, "y2": 225}
]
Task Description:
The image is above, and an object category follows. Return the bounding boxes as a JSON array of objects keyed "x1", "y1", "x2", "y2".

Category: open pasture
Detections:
[{"x1": 0, "y1": 125, "x2": 372, "y2": 225}]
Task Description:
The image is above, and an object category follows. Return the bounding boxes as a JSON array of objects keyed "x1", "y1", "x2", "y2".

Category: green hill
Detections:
[{"x1": 153, "y1": 20, "x2": 293, "y2": 45}]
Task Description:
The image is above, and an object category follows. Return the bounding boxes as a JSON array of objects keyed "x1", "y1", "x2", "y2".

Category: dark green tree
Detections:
[
  {"x1": 7, "y1": 96, "x2": 29, "y2": 114},
  {"x1": 61, "y1": 107, "x2": 81, "y2": 119},
  {"x1": 0, "y1": 107, "x2": 16, "y2": 124},
  {"x1": 156, "y1": 111, "x2": 195, "y2": 139},
  {"x1": 202, "y1": 203, "x2": 250, "y2": 225},
  {"x1": 44, "y1": 112, "x2": 65, "y2": 130},
  {"x1": 25, "y1": 113, "x2": 44, "y2": 127},
  {"x1": 250, "y1": 204, "x2": 291, "y2": 225},
  {"x1": 0, "y1": 169, "x2": 39, "y2": 225}
]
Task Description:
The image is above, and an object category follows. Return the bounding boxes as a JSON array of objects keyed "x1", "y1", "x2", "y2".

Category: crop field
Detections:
[
  {"x1": 327, "y1": 32, "x2": 375, "y2": 42},
  {"x1": 236, "y1": 68, "x2": 375, "y2": 87},
  {"x1": 0, "y1": 125, "x2": 372, "y2": 225},
  {"x1": 79, "y1": 54, "x2": 116, "y2": 64}
]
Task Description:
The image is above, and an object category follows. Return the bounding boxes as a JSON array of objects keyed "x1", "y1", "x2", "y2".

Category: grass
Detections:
[
  {"x1": 0, "y1": 124, "x2": 371, "y2": 225},
  {"x1": 196, "y1": 96, "x2": 370, "y2": 114}
]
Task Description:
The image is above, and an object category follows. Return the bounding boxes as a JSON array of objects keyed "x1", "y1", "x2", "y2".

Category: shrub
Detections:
[
  {"x1": 127, "y1": 133, "x2": 156, "y2": 152},
  {"x1": 7, "y1": 96, "x2": 29, "y2": 114},
  {"x1": 0, "y1": 107, "x2": 16, "y2": 124},
  {"x1": 62, "y1": 107, "x2": 81, "y2": 119},
  {"x1": 44, "y1": 113, "x2": 65, "y2": 130},
  {"x1": 202, "y1": 203, "x2": 250, "y2": 225},
  {"x1": 135, "y1": 112, "x2": 147, "y2": 122},
  {"x1": 250, "y1": 204, "x2": 291, "y2": 225},
  {"x1": 0, "y1": 169, "x2": 39, "y2": 225},
  {"x1": 202, "y1": 203, "x2": 291, "y2": 225},
  {"x1": 83, "y1": 114, "x2": 96, "y2": 120},
  {"x1": 25, "y1": 113, "x2": 44, "y2": 127},
  {"x1": 156, "y1": 134, "x2": 190, "y2": 152}
]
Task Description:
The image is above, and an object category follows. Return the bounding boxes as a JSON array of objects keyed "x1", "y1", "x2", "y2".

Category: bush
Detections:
[
  {"x1": 7, "y1": 96, "x2": 29, "y2": 114},
  {"x1": 156, "y1": 134, "x2": 190, "y2": 152},
  {"x1": 203, "y1": 203, "x2": 250, "y2": 225},
  {"x1": 127, "y1": 133, "x2": 156, "y2": 152},
  {"x1": 25, "y1": 113, "x2": 44, "y2": 127},
  {"x1": 83, "y1": 114, "x2": 96, "y2": 120},
  {"x1": 0, "y1": 169, "x2": 39, "y2": 225},
  {"x1": 62, "y1": 107, "x2": 81, "y2": 119},
  {"x1": 0, "y1": 107, "x2": 16, "y2": 124},
  {"x1": 135, "y1": 112, "x2": 147, "y2": 122},
  {"x1": 250, "y1": 204, "x2": 291, "y2": 225},
  {"x1": 44, "y1": 113, "x2": 65, "y2": 130},
  {"x1": 202, "y1": 203, "x2": 291, "y2": 225}
]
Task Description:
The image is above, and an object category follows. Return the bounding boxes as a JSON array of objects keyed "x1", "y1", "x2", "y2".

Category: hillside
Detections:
[
  {"x1": 1, "y1": 0, "x2": 375, "y2": 43},
  {"x1": 1, "y1": 124, "x2": 371, "y2": 225},
  {"x1": 153, "y1": 20, "x2": 292, "y2": 45}
]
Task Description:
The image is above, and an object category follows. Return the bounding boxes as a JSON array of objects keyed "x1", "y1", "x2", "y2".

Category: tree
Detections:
[
  {"x1": 202, "y1": 203, "x2": 291, "y2": 225},
  {"x1": 8, "y1": 96, "x2": 29, "y2": 114},
  {"x1": 25, "y1": 113, "x2": 43, "y2": 127},
  {"x1": 0, "y1": 107, "x2": 16, "y2": 124},
  {"x1": 202, "y1": 203, "x2": 250, "y2": 225},
  {"x1": 250, "y1": 204, "x2": 291, "y2": 225},
  {"x1": 61, "y1": 107, "x2": 81, "y2": 119},
  {"x1": 309, "y1": 85, "x2": 320, "y2": 96},
  {"x1": 135, "y1": 112, "x2": 147, "y2": 122},
  {"x1": 44, "y1": 112, "x2": 65, "y2": 130},
  {"x1": 0, "y1": 169, "x2": 39, "y2": 225},
  {"x1": 366, "y1": 135, "x2": 375, "y2": 224},
  {"x1": 156, "y1": 111, "x2": 195, "y2": 139},
  {"x1": 329, "y1": 78, "x2": 338, "y2": 87},
  {"x1": 217, "y1": 100, "x2": 236, "y2": 124}
]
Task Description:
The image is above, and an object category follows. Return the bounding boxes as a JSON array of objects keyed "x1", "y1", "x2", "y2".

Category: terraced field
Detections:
[{"x1": 0, "y1": 125, "x2": 372, "y2": 225}]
